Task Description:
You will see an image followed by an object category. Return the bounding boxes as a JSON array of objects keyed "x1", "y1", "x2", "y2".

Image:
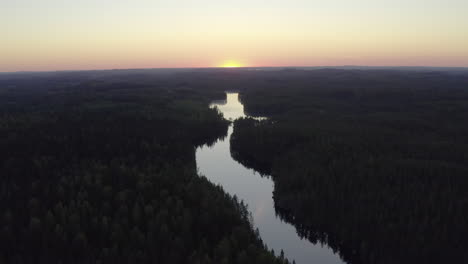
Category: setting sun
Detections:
[{"x1": 220, "y1": 60, "x2": 243, "y2": 68}]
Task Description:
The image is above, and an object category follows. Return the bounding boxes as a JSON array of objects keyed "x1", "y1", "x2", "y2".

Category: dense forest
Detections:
[
  {"x1": 230, "y1": 69, "x2": 468, "y2": 264},
  {"x1": 0, "y1": 70, "x2": 291, "y2": 264},
  {"x1": 2, "y1": 68, "x2": 468, "y2": 264}
]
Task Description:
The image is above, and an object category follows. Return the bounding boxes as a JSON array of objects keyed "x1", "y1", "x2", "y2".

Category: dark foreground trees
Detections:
[
  {"x1": 231, "y1": 69, "x2": 468, "y2": 264},
  {"x1": 0, "y1": 71, "x2": 289, "y2": 264}
]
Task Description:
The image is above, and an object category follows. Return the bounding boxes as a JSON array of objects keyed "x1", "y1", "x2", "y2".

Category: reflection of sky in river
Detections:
[
  {"x1": 209, "y1": 93, "x2": 246, "y2": 120},
  {"x1": 196, "y1": 93, "x2": 345, "y2": 264}
]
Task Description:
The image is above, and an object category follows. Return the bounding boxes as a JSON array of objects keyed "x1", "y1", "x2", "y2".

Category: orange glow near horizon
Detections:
[{"x1": 1, "y1": 1, "x2": 468, "y2": 72}]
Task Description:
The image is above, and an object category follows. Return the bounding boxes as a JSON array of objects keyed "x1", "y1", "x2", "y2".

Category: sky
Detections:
[{"x1": 1, "y1": 0, "x2": 468, "y2": 71}]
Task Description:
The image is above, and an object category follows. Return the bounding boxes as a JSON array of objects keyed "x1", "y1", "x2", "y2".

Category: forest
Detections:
[
  {"x1": 230, "y1": 69, "x2": 468, "y2": 264},
  {"x1": 2, "y1": 68, "x2": 468, "y2": 264},
  {"x1": 0, "y1": 70, "x2": 291, "y2": 264}
]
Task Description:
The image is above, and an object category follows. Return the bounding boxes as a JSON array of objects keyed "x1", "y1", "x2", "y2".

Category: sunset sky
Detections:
[{"x1": 2, "y1": 0, "x2": 468, "y2": 72}]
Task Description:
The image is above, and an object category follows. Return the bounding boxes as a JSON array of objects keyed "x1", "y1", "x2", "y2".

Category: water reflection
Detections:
[
  {"x1": 209, "y1": 93, "x2": 246, "y2": 120},
  {"x1": 196, "y1": 93, "x2": 344, "y2": 264}
]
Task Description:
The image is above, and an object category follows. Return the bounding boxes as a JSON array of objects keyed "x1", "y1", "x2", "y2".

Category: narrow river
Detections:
[{"x1": 196, "y1": 93, "x2": 345, "y2": 264}]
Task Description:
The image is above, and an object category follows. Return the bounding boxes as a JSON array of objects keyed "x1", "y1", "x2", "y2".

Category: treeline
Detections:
[
  {"x1": 231, "y1": 69, "x2": 468, "y2": 264},
  {"x1": 0, "y1": 72, "x2": 290, "y2": 264}
]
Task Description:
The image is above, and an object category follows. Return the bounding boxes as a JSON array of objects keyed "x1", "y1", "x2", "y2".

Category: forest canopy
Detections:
[
  {"x1": 230, "y1": 69, "x2": 468, "y2": 264},
  {"x1": 0, "y1": 70, "x2": 291, "y2": 264}
]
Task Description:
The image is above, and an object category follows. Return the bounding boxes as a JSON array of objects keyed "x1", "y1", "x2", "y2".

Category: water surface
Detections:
[{"x1": 196, "y1": 93, "x2": 344, "y2": 264}]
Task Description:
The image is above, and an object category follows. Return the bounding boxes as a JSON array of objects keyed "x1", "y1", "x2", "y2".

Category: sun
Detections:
[{"x1": 220, "y1": 60, "x2": 243, "y2": 68}]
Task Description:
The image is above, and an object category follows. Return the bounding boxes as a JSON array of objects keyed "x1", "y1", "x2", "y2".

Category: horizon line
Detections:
[{"x1": 2, "y1": 65, "x2": 468, "y2": 74}]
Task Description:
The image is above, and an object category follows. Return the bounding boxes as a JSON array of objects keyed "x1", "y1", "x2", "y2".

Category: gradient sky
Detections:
[{"x1": 2, "y1": 0, "x2": 468, "y2": 71}]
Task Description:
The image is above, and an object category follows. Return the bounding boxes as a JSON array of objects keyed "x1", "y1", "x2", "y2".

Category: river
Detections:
[{"x1": 196, "y1": 93, "x2": 345, "y2": 264}]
